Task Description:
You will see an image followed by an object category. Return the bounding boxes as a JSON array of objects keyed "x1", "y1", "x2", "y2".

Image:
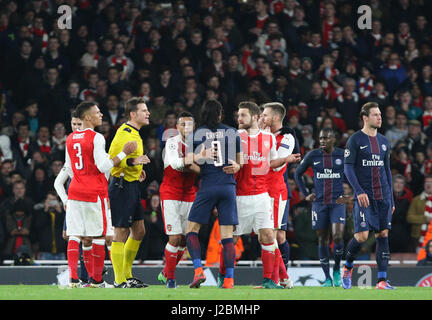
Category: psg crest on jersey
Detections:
[
  {"x1": 335, "y1": 158, "x2": 342, "y2": 165},
  {"x1": 382, "y1": 144, "x2": 387, "y2": 151},
  {"x1": 344, "y1": 149, "x2": 350, "y2": 158}
]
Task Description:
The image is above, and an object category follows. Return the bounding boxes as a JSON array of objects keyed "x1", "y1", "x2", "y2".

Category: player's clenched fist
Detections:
[
  {"x1": 122, "y1": 141, "x2": 137, "y2": 155},
  {"x1": 285, "y1": 153, "x2": 301, "y2": 163}
]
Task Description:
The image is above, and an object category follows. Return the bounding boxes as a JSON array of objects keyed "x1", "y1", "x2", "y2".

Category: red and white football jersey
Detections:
[
  {"x1": 159, "y1": 135, "x2": 197, "y2": 202},
  {"x1": 266, "y1": 130, "x2": 296, "y2": 195},
  {"x1": 65, "y1": 128, "x2": 113, "y2": 202},
  {"x1": 235, "y1": 130, "x2": 278, "y2": 196}
]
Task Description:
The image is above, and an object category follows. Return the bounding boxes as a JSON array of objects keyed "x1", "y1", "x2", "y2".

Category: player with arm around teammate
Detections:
[
  {"x1": 260, "y1": 102, "x2": 301, "y2": 287},
  {"x1": 294, "y1": 128, "x2": 346, "y2": 287},
  {"x1": 158, "y1": 112, "x2": 201, "y2": 288},
  {"x1": 342, "y1": 102, "x2": 396, "y2": 290},
  {"x1": 231, "y1": 101, "x2": 298, "y2": 289},
  {"x1": 185, "y1": 99, "x2": 242, "y2": 289}
]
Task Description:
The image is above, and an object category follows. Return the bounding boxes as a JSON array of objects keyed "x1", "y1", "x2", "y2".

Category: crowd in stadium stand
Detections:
[{"x1": 0, "y1": 0, "x2": 431, "y2": 264}]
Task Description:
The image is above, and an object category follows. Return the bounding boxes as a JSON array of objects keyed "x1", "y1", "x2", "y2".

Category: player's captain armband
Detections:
[
  {"x1": 278, "y1": 134, "x2": 295, "y2": 157},
  {"x1": 117, "y1": 151, "x2": 126, "y2": 161}
]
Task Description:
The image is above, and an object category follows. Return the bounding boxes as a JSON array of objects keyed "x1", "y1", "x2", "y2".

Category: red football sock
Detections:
[
  {"x1": 164, "y1": 243, "x2": 178, "y2": 280},
  {"x1": 261, "y1": 243, "x2": 276, "y2": 279},
  {"x1": 272, "y1": 248, "x2": 281, "y2": 284},
  {"x1": 219, "y1": 248, "x2": 225, "y2": 276},
  {"x1": 82, "y1": 246, "x2": 93, "y2": 280},
  {"x1": 176, "y1": 247, "x2": 185, "y2": 265},
  {"x1": 279, "y1": 254, "x2": 288, "y2": 280},
  {"x1": 67, "y1": 237, "x2": 80, "y2": 280},
  {"x1": 92, "y1": 240, "x2": 106, "y2": 283}
]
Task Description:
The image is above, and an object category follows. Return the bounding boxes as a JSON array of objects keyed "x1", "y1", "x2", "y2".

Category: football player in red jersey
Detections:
[
  {"x1": 229, "y1": 101, "x2": 298, "y2": 289},
  {"x1": 158, "y1": 112, "x2": 200, "y2": 288},
  {"x1": 64, "y1": 101, "x2": 143, "y2": 288},
  {"x1": 260, "y1": 102, "x2": 301, "y2": 288}
]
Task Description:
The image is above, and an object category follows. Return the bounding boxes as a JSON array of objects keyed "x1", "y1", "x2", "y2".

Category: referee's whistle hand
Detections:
[{"x1": 123, "y1": 141, "x2": 138, "y2": 155}]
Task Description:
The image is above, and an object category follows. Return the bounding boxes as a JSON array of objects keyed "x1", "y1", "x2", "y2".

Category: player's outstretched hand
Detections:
[
  {"x1": 305, "y1": 193, "x2": 316, "y2": 201},
  {"x1": 123, "y1": 141, "x2": 137, "y2": 155},
  {"x1": 132, "y1": 155, "x2": 151, "y2": 165},
  {"x1": 286, "y1": 153, "x2": 301, "y2": 163},
  {"x1": 223, "y1": 160, "x2": 240, "y2": 175},
  {"x1": 196, "y1": 144, "x2": 216, "y2": 162},
  {"x1": 357, "y1": 193, "x2": 369, "y2": 208}
]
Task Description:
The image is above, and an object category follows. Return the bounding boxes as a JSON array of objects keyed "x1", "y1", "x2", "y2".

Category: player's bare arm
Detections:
[{"x1": 270, "y1": 153, "x2": 301, "y2": 168}]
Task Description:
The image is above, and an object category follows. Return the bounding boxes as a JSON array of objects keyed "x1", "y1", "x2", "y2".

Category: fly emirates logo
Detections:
[
  {"x1": 244, "y1": 151, "x2": 266, "y2": 162},
  {"x1": 317, "y1": 168, "x2": 341, "y2": 179},
  {"x1": 362, "y1": 154, "x2": 384, "y2": 167}
]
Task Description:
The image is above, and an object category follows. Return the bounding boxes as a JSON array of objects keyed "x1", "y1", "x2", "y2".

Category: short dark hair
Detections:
[
  {"x1": 262, "y1": 102, "x2": 286, "y2": 120},
  {"x1": 177, "y1": 111, "x2": 194, "y2": 123},
  {"x1": 75, "y1": 101, "x2": 98, "y2": 120},
  {"x1": 125, "y1": 97, "x2": 146, "y2": 120},
  {"x1": 238, "y1": 101, "x2": 260, "y2": 118},
  {"x1": 320, "y1": 127, "x2": 335, "y2": 137},
  {"x1": 360, "y1": 102, "x2": 380, "y2": 118}
]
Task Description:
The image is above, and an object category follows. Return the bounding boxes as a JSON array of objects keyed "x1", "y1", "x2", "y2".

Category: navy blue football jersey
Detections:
[
  {"x1": 344, "y1": 130, "x2": 392, "y2": 201},
  {"x1": 295, "y1": 147, "x2": 345, "y2": 204}
]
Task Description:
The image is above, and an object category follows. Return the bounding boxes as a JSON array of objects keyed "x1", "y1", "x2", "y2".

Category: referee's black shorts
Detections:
[{"x1": 109, "y1": 177, "x2": 144, "y2": 228}]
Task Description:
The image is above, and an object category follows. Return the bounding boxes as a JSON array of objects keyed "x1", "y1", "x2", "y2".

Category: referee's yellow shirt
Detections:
[{"x1": 108, "y1": 123, "x2": 143, "y2": 182}]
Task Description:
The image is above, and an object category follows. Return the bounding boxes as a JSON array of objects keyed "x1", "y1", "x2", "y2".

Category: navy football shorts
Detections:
[
  {"x1": 311, "y1": 202, "x2": 346, "y2": 230},
  {"x1": 188, "y1": 184, "x2": 238, "y2": 226},
  {"x1": 353, "y1": 198, "x2": 392, "y2": 234}
]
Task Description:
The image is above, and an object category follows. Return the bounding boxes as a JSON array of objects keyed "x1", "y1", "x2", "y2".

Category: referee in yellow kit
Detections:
[{"x1": 108, "y1": 97, "x2": 151, "y2": 288}]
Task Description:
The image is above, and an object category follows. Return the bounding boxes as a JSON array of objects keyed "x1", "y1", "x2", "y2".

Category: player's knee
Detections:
[
  {"x1": 354, "y1": 232, "x2": 368, "y2": 243},
  {"x1": 375, "y1": 230, "x2": 388, "y2": 238},
  {"x1": 169, "y1": 235, "x2": 182, "y2": 247},
  {"x1": 82, "y1": 237, "x2": 92, "y2": 247},
  {"x1": 276, "y1": 231, "x2": 286, "y2": 243},
  {"x1": 318, "y1": 237, "x2": 329, "y2": 246},
  {"x1": 260, "y1": 229, "x2": 274, "y2": 244},
  {"x1": 333, "y1": 233, "x2": 343, "y2": 244}
]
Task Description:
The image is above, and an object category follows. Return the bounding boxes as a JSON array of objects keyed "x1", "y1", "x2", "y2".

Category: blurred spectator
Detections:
[
  {"x1": 389, "y1": 174, "x2": 413, "y2": 252},
  {"x1": 407, "y1": 175, "x2": 432, "y2": 255},
  {"x1": 417, "y1": 240, "x2": 432, "y2": 266},
  {"x1": 385, "y1": 111, "x2": 408, "y2": 148},
  {"x1": 292, "y1": 201, "x2": 317, "y2": 260},
  {"x1": 3, "y1": 199, "x2": 32, "y2": 260},
  {"x1": 31, "y1": 191, "x2": 66, "y2": 260},
  {"x1": 402, "y1": 119, "x2": 428, "y2": 158},
  {"x1": 140, "y1": 193, "x2": 167, "y2": 260}
]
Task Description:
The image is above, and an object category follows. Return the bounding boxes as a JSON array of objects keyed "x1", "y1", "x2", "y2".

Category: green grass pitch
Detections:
[{"x1": 0, "y1": 285, "x2": 431, "y2": 300}]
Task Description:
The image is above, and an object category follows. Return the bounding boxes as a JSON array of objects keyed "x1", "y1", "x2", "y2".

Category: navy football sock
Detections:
[
  {"x1": 376, "y1": 237, "x2": 390, "y2": 282},
  {"x1": 345, "y1": 237, "x2": 362, "y2": 268},
  {"x1": 186, "y1": 232, "x2": 202, "y2": 269},
  {"x1": 222, "y1": 238, "x2": 235, "y2": 279},
  {"x1": 333, "y1": 241, "x2": 344, "y2": 272},
  {"x1": 318, "y1": 245, "x2": 331, "y2": 279},
  {"x1": 279, "y1": 240, "x2": 290, "y2": 268}
]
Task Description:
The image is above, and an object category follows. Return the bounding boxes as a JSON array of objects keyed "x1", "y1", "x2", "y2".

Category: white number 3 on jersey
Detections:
[{"x1": 73, "y1": 143, "x2": 83, "y2": 170}]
